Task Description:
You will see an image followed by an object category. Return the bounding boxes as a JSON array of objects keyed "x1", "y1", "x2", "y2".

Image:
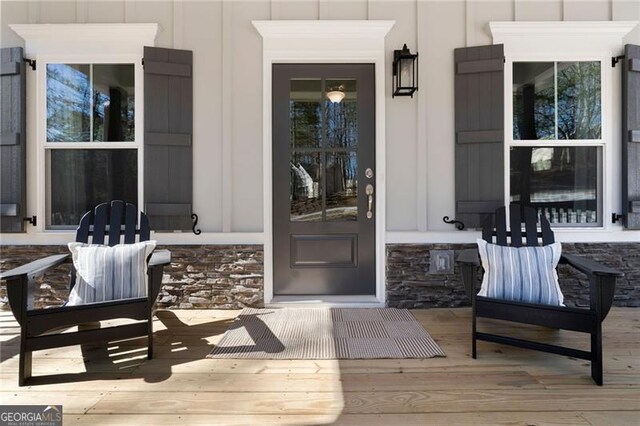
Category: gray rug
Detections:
[{"x1": 207, "y1": 308, "x2": 445, "y2": 359}]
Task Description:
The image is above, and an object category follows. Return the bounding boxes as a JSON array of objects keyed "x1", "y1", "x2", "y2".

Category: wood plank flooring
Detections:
[{"x1": 0, "y1": 307, "x2": 638, "y2": 425}]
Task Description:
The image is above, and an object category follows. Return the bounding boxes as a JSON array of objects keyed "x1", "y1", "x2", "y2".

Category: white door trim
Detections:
[{"x1": 253, "y1": 20, "x2": 394, "y2": 306}]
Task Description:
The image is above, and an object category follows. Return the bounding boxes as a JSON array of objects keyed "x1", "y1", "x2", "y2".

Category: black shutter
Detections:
[
  {"x1": 143, "y1": 47, "x2": 193, "y2": 231},
  {"x1": 454, "y1": 44, "x2": 504, "y2": 229},
  {"x1": 0, "y1": 47, "x2": 26, "y2": 233},
  {"x1": 623, "y1": 44, "x2": 640, "y2": 230}
]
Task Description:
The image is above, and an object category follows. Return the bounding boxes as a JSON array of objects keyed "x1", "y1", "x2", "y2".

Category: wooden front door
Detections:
[{"x1": 273, "y1": 64, "x2": 376, "y2": 296}]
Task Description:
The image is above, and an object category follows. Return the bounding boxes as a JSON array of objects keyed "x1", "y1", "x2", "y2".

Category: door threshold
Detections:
[{"x1": 267, "y1": 295, "x2": 384, "y2": 308}]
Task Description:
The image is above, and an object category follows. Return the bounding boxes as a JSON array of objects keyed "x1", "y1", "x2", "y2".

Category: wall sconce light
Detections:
[
  {"x1": 392, "y1": 44, "x2": 418, "y2": 98},
  {"x1": 326, "y1": 85, "x2": 345, "y2": 103}
]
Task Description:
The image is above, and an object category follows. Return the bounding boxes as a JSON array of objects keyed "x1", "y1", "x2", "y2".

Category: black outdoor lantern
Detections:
[{"x1": 392, "y1": 44, "x2": 418, "y2": 98}]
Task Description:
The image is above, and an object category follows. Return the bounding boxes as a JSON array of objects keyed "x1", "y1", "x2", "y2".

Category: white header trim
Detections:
[
  {"x1": 490, "y1": 21, "x2": 638, "y2": 55},
  {"x1": 253, "y1": 20, "x2": 395, "y2": 39},
  {"x1": 10, "y1": 23, "x2": 159, "y2": 55}
]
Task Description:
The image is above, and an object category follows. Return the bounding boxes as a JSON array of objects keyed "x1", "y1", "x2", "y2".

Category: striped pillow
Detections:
[
  {"x1": 476, "y1": 239, "x2": 564, "y2": 306},
  {"x1": 67, "y1": 241, "x2": 156, "y2": 306}
]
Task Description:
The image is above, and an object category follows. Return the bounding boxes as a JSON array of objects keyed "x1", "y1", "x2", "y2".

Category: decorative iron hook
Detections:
[
  {"x1": 612, "y1": 213, "x2": 626, "y2": 224},
  {"x1": 443, "y1": 216, "x2": 465, "y2": 230},
  {"x1": 22, "y1": 216, "x2": 37, "y2": 227},
  {"x1": 191, "y1": 213, "x2": 201, "y2": 235}
]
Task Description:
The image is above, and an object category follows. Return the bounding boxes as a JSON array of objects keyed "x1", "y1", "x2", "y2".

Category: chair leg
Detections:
[
  {"x1": 591, "y1": 324, "x2": 603, "y2": 386},
  {"x1": 19, "y1": 349, "x2": 32, "y2": 387},
  {"x1": 472, "y1": 311, "x2": 477, "y2": 359},
  {"x1": 147, "y1": 314, "x2": 154, "y2": 360}
]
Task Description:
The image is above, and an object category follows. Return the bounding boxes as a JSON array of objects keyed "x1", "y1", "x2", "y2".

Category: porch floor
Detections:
[{"x1": 1, "y1": 307, "x2": 639, "y2": 425}]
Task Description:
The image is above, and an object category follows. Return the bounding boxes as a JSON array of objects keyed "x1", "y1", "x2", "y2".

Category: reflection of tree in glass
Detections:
[
  {"x1": 47, "y1": 64, "x2": 91, "y2": 142},
  {"x1": 290, "y1": 101, "x2": 321, "y2": 148},
  {"x1": 557, "y1": 62, "x2": 601, "y2": 140}
]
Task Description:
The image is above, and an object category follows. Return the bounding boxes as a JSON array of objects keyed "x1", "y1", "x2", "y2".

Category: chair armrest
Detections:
[
  {"x1": 149, "y1": 250, "x2": 171, "y2": 267},
  {"x1": 560, "y1": 254, "x2": 624, "y2": 278},
  {"x1": 457, "y1": 249, "x2": 480, "y2": 266},
  {"x1": 0, "y1": 254, "x2": 70, "y2": 281}
]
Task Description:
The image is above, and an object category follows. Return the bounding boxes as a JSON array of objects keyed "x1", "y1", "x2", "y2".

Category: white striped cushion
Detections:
[
  {"x1": 67, "y1": 241, "x2": 156, "y2": 306},
  {"x1": 476, "y1": 239, "x2": 564, "y2": 306}
]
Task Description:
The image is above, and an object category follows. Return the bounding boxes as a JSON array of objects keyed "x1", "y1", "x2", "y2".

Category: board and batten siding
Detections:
[{"x1": 0, "y1": 0, "x2": 639, "y2": 236}]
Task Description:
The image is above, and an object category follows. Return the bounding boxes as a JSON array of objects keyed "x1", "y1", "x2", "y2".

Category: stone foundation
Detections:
[
  {"x1": 0, "y1": 245, "x2": 264, "y2": 310},
  {"x1": 386, "y1": 243, "x2": 640, "y2": 309},
  {"x1": 2, "y1": 242, "x2": 638, "y2": 310}
]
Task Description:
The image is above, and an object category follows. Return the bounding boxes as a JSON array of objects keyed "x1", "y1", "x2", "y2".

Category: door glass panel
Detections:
[
  {"x1": 326, "y1": 152, "x2": 358, "y2": 221},
  {"x1": 557, "y1": 61, "x2": 601, "y2": 140},
  {"x1": 513, "y1": 62, "x2": 555, "y2": 140},
  {"x1": 326, "y1": 79, "x2": 357, "y2": 148},
  {"x1": 290, "y1": 153, "x2": 322, "y2": 222},
  {"x1": 290, "y1": 79, "x2": 322, "y2": 149}
]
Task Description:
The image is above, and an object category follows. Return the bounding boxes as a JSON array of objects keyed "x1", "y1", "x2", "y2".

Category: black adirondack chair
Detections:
[
  {"x1": 457, "y1": 205, "x2": 623, "y2": 385},
  {"x1": 0, "y1": 201, "x2": 171, "y2": 386}
]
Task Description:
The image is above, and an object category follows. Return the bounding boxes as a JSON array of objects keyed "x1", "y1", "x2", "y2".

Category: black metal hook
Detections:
[
  {"x1": 22, "y1": 216, "x2": 37, "y2": 227},
  {"x1": 23, "y1": 58, "x2": 36, "y2": 71},
  {"x1": 191, "y1": 213, "x2": 201, "y2": 235},
  {"x1": 443, "y1": 216, "x2": 465, "y2": 230},
  {"x1": 612, "y1": 213, "x2": 626, "y2": 224},
  {"x1": 612, "y1": 55, "x2": 625, "y2": 68}
]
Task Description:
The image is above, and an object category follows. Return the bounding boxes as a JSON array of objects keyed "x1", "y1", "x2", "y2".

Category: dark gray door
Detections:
[{"x1": 273, "y1": 64, "x2": 375, "y2": 295}]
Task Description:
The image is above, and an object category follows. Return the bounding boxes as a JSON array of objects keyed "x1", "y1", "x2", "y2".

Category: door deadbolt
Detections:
[{"x1": 365, "y1": 168, "x2": 374, "y2": 179}]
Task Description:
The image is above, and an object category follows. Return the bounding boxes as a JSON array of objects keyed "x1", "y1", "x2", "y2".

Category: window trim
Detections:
[
  {"x1": 9, "y1": 23, "x2": 158, "y2": 234},
  {"x1": 491, "y1": 21, "x2": 638, "y2": 231},
  {"x1": 505, "y1": 55, "x2": 609, "y2": 229},
  {"x1": 37, "y1": 54, "x2": 144, "y2": 230}
]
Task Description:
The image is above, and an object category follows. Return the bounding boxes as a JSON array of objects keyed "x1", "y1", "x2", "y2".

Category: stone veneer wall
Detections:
[
  {"x1": 0, "y1": 245, "x2": 264, "y2": 310},
  {"x1": 386, "y1": 243, "x2": 640, "y2": 309},
  {"x1": 2, "y1": 242, "x2": 638, "y2": 310}
]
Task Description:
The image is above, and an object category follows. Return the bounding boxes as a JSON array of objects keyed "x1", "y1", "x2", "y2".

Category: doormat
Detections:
[{"x1": 207, "y1": 308, "x2": 445, "y2": 359}]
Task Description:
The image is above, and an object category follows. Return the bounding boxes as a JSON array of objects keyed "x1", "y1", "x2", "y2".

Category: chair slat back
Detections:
[
  {"x1": 482, "y1": 205, "x2": 555, "y2": 247},
  {"x1": 76, "y1": 200, "x2": 150, "y2": 245}
]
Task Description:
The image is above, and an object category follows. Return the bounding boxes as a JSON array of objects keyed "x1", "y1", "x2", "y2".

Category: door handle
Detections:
[{"x1": 365, "y1": 184, "x2": 374, "y2": 219}]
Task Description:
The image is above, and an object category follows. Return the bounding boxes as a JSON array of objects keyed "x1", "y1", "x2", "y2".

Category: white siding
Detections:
[{"x1": 1, "y1": 0, "x2": 638, "y2": 234}]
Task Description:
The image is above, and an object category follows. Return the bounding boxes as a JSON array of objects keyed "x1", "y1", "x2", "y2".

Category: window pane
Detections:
[
  {"x1": 557, "y1": 61, "x2": 601, "y2": 140},
  {"x1": 513, "y1": 62, "x2": 555, "y2": 140},
  {"x1": 326, "y1": 152, "x2": 357, "y2": 221},
  {"x1": 510, "y1": 146, "x2": 600, "y2": 226},
  {"x1": 326, "y1": 79, "x2": 357, "y2": 148},
  {"x1": 93, "y1": 64, "x2": 135, "y2": 142},
  {"x1": 49, "y1": 149, "x2": 137, "y2": 227},
  {"x1": 47, "y1": 64, "x2": 91, "y2": 142},
  {"x1": 290, "y1": 79, "x2": 322, "y2": 149},
  {"x1": 290, "y1": 153, "x2": 322, "y2": 222}
]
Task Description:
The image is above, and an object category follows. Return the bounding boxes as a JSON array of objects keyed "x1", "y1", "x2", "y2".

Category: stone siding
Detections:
[
  {"x1": 2, "y1": 242, "x2": 638, "y2": 310},
  {"x1": 0, "y1": 245, "x2": 264, "y2": 310},
  {"x1": 386, "y1": 243, "x2": 640, "y2": 309}
]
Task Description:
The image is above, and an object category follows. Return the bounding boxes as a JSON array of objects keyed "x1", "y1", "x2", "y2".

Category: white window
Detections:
[
  {"x1": 45, "y1": 61, "x2": 140, "y2": 228},
  {"x1": 491, "y1": 21, "x2": 637, "y2": 229},
  {"x1": 509, "y1": 60, "x2": 603, "y2": 227},
  {"x1": 10, "y1": 24, "x2": 157, "y2": 231}
]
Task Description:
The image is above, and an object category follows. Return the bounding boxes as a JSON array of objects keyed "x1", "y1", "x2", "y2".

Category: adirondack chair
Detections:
[
  {"x1": 457, "y1": 204, "x2": 623, "y2": 385},
  {"x1": 0, "y1": 201, "x2": 171, "y2": 386}
]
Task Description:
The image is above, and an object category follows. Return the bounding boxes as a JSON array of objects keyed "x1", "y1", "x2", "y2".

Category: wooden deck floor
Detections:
[{"x1": 1, "y1": 307, "x2": 639, "y2": 425}]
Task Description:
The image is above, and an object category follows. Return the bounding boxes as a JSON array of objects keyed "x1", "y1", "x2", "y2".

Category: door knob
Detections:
[{"x1": 365, "y1": 184, "x2": 374, "y2": 219}]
